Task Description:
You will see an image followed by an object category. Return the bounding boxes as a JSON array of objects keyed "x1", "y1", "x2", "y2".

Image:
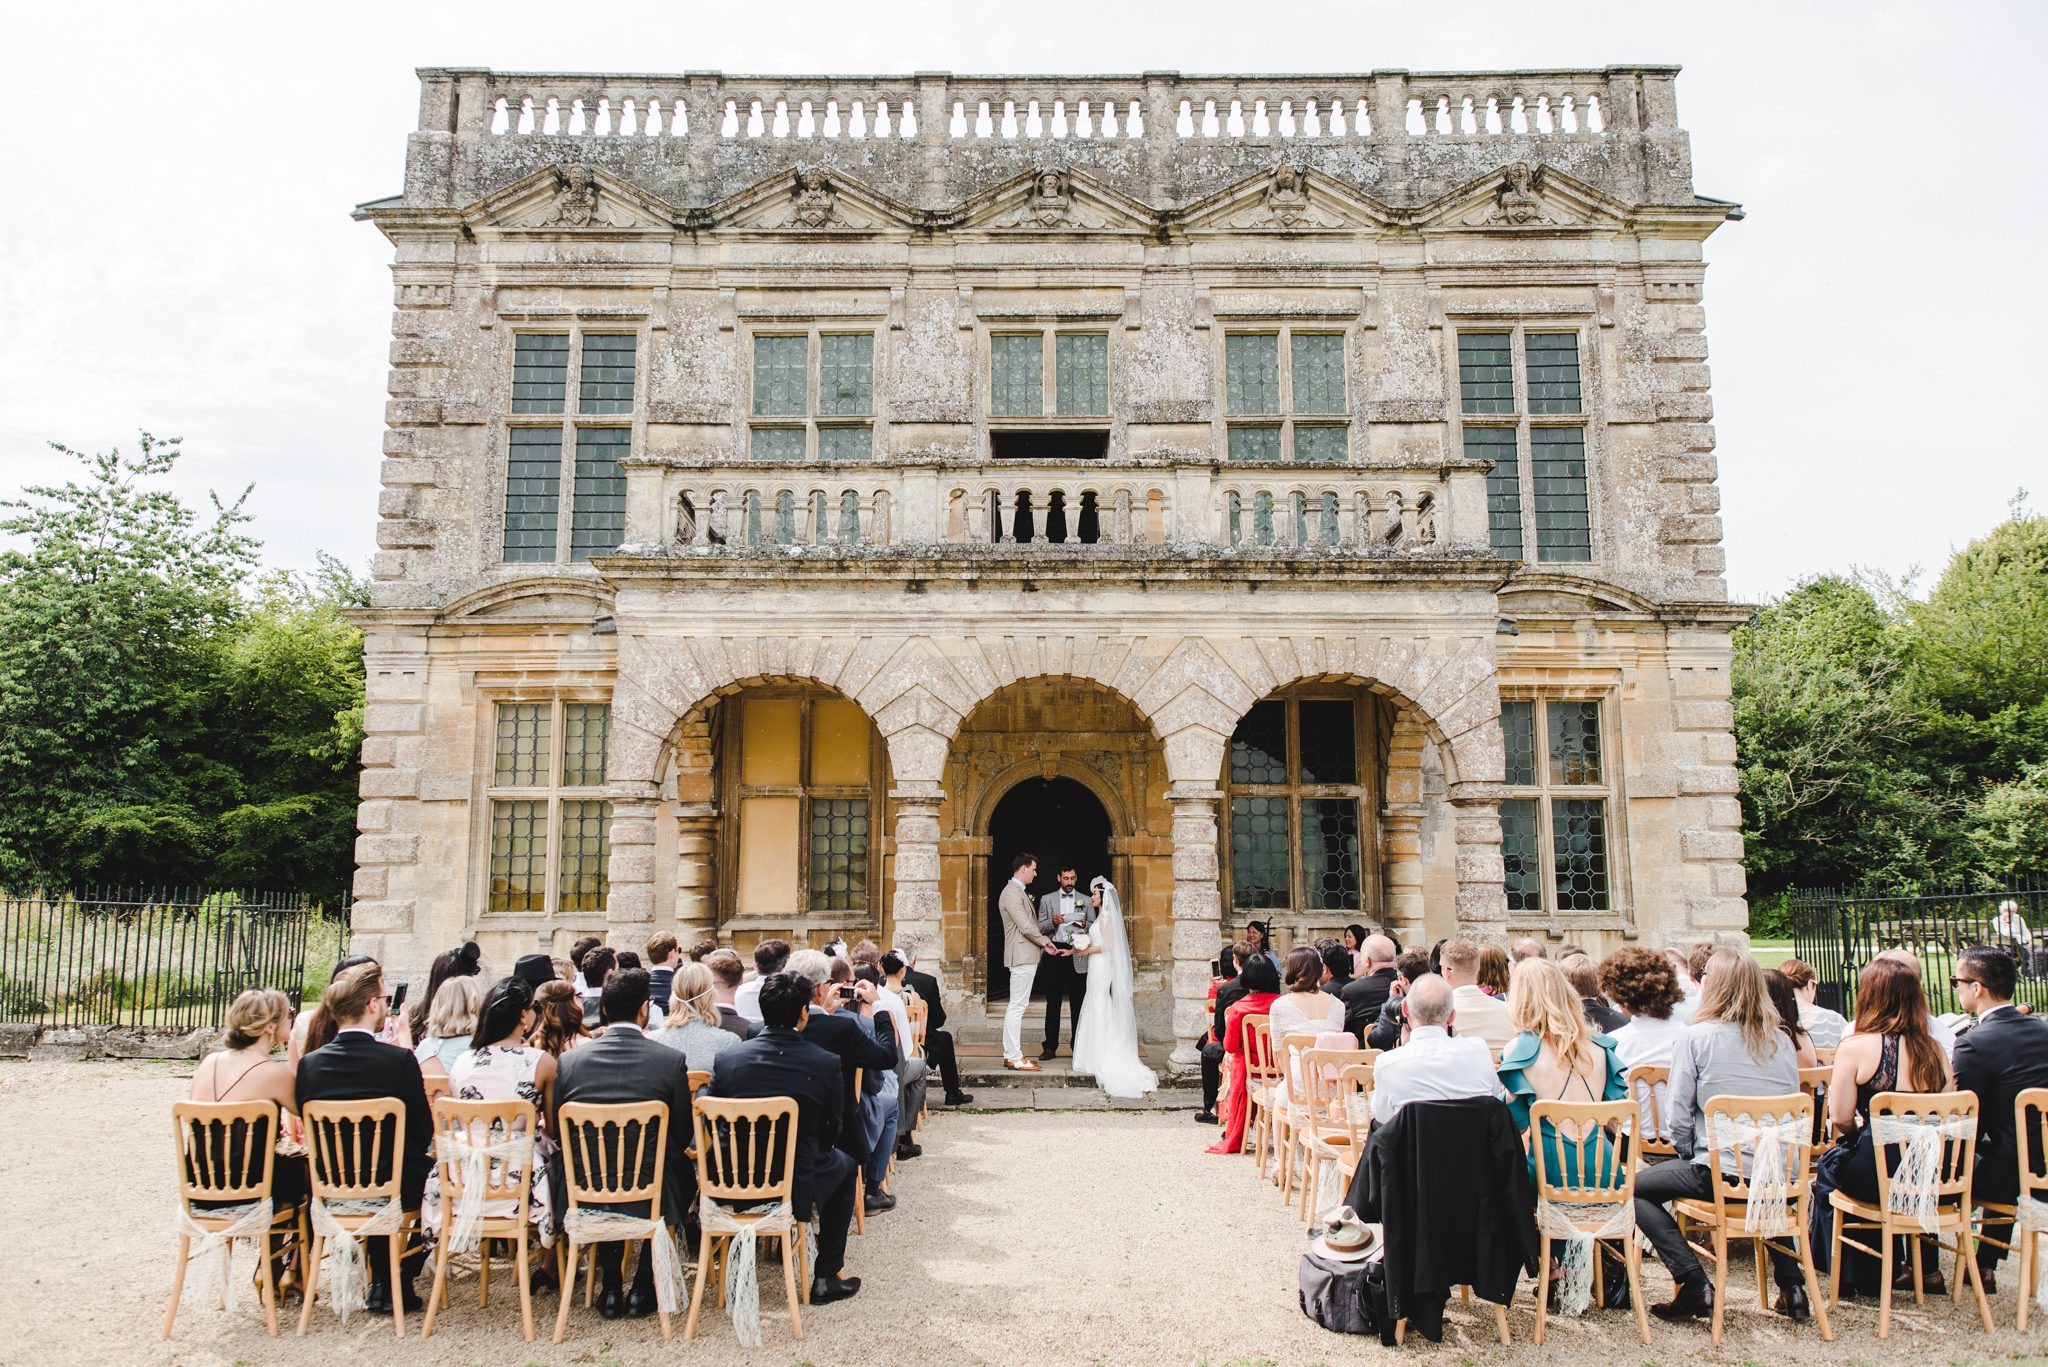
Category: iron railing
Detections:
[
  {"x1": 0, "y1": 887, "x2": 346, "y2": 1032},
  {"x1": 1787, "y1": 878, "x2": 2047, "y2": 1018}
]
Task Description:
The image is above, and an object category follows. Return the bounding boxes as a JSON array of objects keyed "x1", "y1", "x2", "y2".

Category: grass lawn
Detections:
[{"x1": 1748, "y1": 936, "x2": 1793, "y2": 968}]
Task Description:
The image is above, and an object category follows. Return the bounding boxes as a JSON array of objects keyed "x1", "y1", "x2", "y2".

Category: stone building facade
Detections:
[{"x1": 350, "y1": 67, "x2": 1747, "y2": 1066}]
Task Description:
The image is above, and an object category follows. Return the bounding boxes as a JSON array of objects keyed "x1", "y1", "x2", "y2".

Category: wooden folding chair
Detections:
[
  {"x1": 422, "y1": 1098, "x2": 542, "y2": 1341},
  {"x1": 687, "y1": 1096, "x2": 808, "y2": 1341},
  {"x1": 906, "y1": 998, "x2": 931, "y2": 1133},
  {"x1": 1798, "y1": 1065, "x2": 1833, "y2": 1157},
  {"x1": 554, "y1": 1100, "x2": 675, "y2": 1343},
  {"x1": 850, "y1": 1067, "x2": 867, "y2": 1235},
  {"x1": 165, "y1": 1099, "x2": 298, "y2": 1338},
  {"x1": 1623, "y1": 1064, "x2": 1677, "y2": 1160},
  {"x1": 299, "y1": 1098, "x2": 416, "y2": 1338},
  {"x1": 1272, "y1": 1031, "x2": 1321, "y2": 1201},
  {"x1": 1672, "y1": 1093, "x2": 1833, "y2": 1346},
  {"x1": 1971, "y1": 1087, "x2": 2047, "y2": 1331},
  {"x1": 1528, "y1": 1099, "x2": 1651, "y2": 1346},
  {"x1": 1293, "y1": 1047, "x2": 1377, "y2": 1223},
  {"x1": 1827, "y1": 1091, "x2": 1993, "y2": 1338},
  {"x1": 1814, "y1": 1046, "x2": 1837, "y2": 1066},
  {"x1": 1241, "y1": 1016, "x2": 1276, "y2": 1173},
  {"x1": 421, "y1": 1073, "x2": 453, "y2": 1107}
]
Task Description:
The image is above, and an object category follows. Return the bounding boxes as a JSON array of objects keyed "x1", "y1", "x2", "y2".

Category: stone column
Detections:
[
  {"x1": 603, "y1": 794, "x2": 661, "y2": 953},
  {"x1": 1379, "y1": 806, "x2": 1426, "y2": 942},
  {"x1": 1448, "y1": 782, "x2": 1508, "y2": 944},
  {"x1": 672, "y1": 802, "x2": 718, "y2": 944},
  {"x1": 889, "y1": 782, "x2": 946, "y2": 951},
  {"x1": 1167, "y1": 783, "x2": 1225, "y2": 1071}
]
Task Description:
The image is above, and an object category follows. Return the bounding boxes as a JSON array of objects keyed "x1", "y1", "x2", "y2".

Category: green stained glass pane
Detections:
[
  {"x1": 1465, "y1": 427, "x2": 1523, "y2": 560},
  {"x1": 1055, "y1": 333, "x2": 1108, "y2": 415},
  {"x1": 1297, "y1": 700, "x2": 1356, "y2": 784},
  {"x1": 1290, "y1": 333, "x2": 1346, "y2": 414},
  {"x1": 1532, "y1": 427, "x2": 1592, "y2": 562},
  {"x1": 753, "y1": 335, "x2": 808, "y2": 416},
  {"x1": 488, "y1": 800, "x2": 547, "y2": 912},
  {"x1": 1525, "y1": 332, "x2": 1582, "y2": 414},
  {"x1": 1228, "y1": 426, "x2": 1281, "y2": 461},
  {"x1": 579, "y1": 334, "x2": 636, "y2": 413},
  {"x1": 1547, "y1": 700, "x2": 1604, "y2": 786},
  {"x1": 512, "y1": 334, "x2": 568, "y2": 413},
  {"x1": 751, "y1": 426, "x2": 807, "y2": 459},
  {"x1": 1501, "y1": 700, "x2": 1537, "y2": 787},
  {"x1": 1229, "y1": 795, "x2": 1291, "y2": 910},
  {"x1": 502, "y1": 428, "x2": 561, "y2": 563},
  {"x1": 818, "y1": 334, "x2": 873, "y2": 415},
  {"x1": 569, "y1": 427, "x2": 627, "y2": 562},
  {"x1": 1300, "y1": 798, "x2": 1361, "y2": 912},
  {"x1": 1225, "y1": 334, "x2": 1280, "y2": 415},
  {"x1": 1458, "y1": 332, "x2": 1515, "y2": 414},
  {"x1": 1294, "y1": 425, "x2": 1347, "y2": 462},
  {"x1": 991, "y1": 334, "x2": 1043, "y2": 416},
  {"x1": 1230, "y1": 700, "x2": 1288, "y2": 785},
  {"x1": 561, "y1": 703, "x2": 611, "y2": 787},
  {"x1": 1552, "y1": 798, "x2": 1610, "y2": 911},
  {"x1": 1501, "y1": 798, "x2": 1542, "y2": 913},
  {"x1": 808, "y1": 798, "x2": 870, "y2": 911},
  {"x1": 494, "y1": 703, "x2": 550, "y2": 786},
  {"x1": 557, "y1": 800, "x2": 612, "y2": 914},
  {"x1": 818, "y1": 426, "x2": 871, "y2": 460}
]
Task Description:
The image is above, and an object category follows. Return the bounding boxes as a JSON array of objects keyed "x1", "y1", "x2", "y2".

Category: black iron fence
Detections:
[
  {"x1": 0, "y1": 887, "x2": 348, "y2": 1033},
  {"x1": 1787, "y1": 879, "x2": 2047, "y2": 1018}
]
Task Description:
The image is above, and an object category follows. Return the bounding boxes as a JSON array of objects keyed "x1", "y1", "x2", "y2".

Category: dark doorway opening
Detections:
[{"x1": 986, "y1": 776, "x2": 1112, "y2": 1001}]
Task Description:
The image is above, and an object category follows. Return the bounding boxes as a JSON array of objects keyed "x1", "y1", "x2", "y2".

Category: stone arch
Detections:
[{"x1": 968, "y1": 754, "x2": 1140, "y2": 842}]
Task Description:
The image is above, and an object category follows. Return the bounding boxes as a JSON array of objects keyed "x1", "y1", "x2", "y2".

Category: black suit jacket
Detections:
[
  {"x1": 706, "y1": 1026, "x2": 845, "y2": 1219},
  {"x1": 1212, "y1": 977, "x2": 1250, "y2": 1044},
  {"x1": 296, "y1": 1030, "x2": 434, "y2": 1210},
  {"x1": 1954, "y1": 1006, "x2": 2048, "y2": 1202},
  {"x1": 1341, "y1": 968, "x2": 1398, "y2": 1042},
  {"x1": 800, "y1": 1007, "x2": 898, "y2": 1163},
  {"x1": 552, "y1": 1025, "x2": 697, "y2": 1227},
  {"x1": 715, "y1": 1003, "x2": 760, "y2": 1041},
  {"x1": 904, "y1": 968, "x2": 948, "y2": 1033}
]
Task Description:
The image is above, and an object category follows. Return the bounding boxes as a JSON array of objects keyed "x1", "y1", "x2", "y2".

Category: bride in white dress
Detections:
[{"x1": 1070, "y1": 876, "x2": 1158, "y2": 1098}]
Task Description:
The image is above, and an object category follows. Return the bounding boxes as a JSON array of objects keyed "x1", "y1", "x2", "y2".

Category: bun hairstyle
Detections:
[
  {"x1": 411, "y1": 941, "x2": 486, "y2": 1040},
  {"x1": 223, "y1": 989, "x2": 293, "y2": 1051},
  {"x1": 321, "y1": 962, "x2": 386, "y2": 1028},
  {"x1": 470, "y1": 977, "x2": 535, "y2": 1051},
  {"x1": 302, "y1": 955, "x2": 378, "y2": 1053}
]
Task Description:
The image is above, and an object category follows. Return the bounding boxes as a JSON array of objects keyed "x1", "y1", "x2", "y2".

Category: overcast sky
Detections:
[{"x1": 6, "y1": 1, "x2": 2042, "y2": 603}]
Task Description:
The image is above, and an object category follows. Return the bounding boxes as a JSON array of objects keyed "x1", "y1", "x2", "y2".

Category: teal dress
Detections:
[{"x1": 1498, "y1": 1031, "x2": 1626, "y2": 1190}]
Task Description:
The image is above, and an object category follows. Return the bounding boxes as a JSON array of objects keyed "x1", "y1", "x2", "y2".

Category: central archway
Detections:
[{"x1": 983, "y1": 776, "x2": 1112, "y2": 1000}]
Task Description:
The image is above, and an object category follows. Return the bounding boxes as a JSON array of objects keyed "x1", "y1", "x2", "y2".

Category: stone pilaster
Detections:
[
  {"x1": 603, "y1": 796, "x2": 661, "y2": 952},
  {"x1": 1167, "y1": 783, "x2": 1224, "y2": 1070},
  {"x1": 889, "y1": 783, "x2": 946, "y2": 951},
  {"x1": 673, "y1": 802, "x2": 718, "y2": 943},
  {"x1": 1379, "y1": 807, "x2": 1426, "y2": 941},
  {"x1": 1448, "y1": 782, "x2": 1508, "y2": 943}
]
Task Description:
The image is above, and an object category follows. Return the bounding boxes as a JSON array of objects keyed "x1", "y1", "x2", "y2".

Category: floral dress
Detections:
[{"x1": 422, "y1": 1044, "x2": 555, "y2": 1245}]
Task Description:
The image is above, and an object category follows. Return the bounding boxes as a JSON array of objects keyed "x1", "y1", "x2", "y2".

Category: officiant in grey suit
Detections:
[{"x1": 1035, "y1": 863, "x2": 1100, "y2": 1060}]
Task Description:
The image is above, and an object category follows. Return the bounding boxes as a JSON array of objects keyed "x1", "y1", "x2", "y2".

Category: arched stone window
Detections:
[{"x1": 1222, "y1": 689, "x2": 1381, "y2": 916}]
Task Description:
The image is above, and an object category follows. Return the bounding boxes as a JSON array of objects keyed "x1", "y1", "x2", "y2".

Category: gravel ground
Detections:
[{"x1": 2, "y1": 1058, "x2": 2043, "y2": 1367}]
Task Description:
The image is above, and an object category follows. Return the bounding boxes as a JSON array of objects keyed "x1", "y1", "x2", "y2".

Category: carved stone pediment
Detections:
[
  {"x1": 1180, "y1": 165, "x2": 1388, "y2": 233},
  {"x1": 1420, "y1": 162, "x2": 1625, "y2": 232},
  {"x1": 958, "y1": 167, "x2": 1153, "y2": 233},
  {"x1": 461, "y1": 164, "x2": 681, "y2": 234},
  {"x1": 711, "y1": 167, "x2": 919, "y2": 233}
]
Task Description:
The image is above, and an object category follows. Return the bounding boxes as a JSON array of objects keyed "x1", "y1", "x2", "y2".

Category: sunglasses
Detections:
[{"x1": 1949, "y1": 977, "x2": 1980, "y2": 988}]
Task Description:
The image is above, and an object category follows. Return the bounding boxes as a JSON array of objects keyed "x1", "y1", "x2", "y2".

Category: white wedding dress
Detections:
[{"x1": 1071, "y1": 876, "x2": 1158, "y2": 1098}]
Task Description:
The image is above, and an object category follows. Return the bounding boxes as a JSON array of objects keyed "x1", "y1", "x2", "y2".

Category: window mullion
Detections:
[{"x1": 1042, "y1": 330, "x2": 1056, "y2": 415}]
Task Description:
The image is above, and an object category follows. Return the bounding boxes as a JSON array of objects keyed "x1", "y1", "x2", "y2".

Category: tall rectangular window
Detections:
[
  {"x1": 486, "y1": 698, "x2": 611, "y2": 916},
  {"x1": 726, "y1": 691, "x2": 881, "y2": 918},
  {"x1": 504, "y1": 329, "x2": 637, "y2": 564},
  {"x1": 1225, "y1": 693, "x2": 1376, "y2": 915},
  {"x1": 1499, "y1": 697, "x2": 1615, "y2": 916},
  {"x1": 1456, "y1": 326, "x2": 1591, "y2": 562},
  {"x1": 750, "y1": 331, "x2": 875, "y2": 459},
  {"x1": 1225, "y1": 328, "x2": 1349, "y2": 461},
  {"x1": 1055, "y1": 333, "x2": 1108, "y2": 416},
  {"x1": 989, "y1": 330, "x2": 1109, "y2": 420}
]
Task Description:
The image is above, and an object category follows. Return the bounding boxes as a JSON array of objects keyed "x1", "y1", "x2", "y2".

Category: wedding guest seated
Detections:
[
  {"x1": 786, "y1": 950, "x2": 899, "y2": 1211},
  {"x1": 1365, "y1": 949, "x2": 1433, "y2": 1051},
  {"x1": 897, "y1": 941, "x2": 972, "y2": 1107},
  {"x1": 1778, "y1": 958, "x2": 1848, "y2": 1049},
  {"x1": 1369, "y1": 974, "x2": 1498, "y2": 1125},
  {"x1": 706, "y1": 971, "x2": 864, "y2": 1304},
  {"x1": 1764, "y1": 969, "x2": 1820, "y2": 1066},
  {"x1": 1269, "y1": 946, "x2": 1345, "y2": 1082},
  {"x1": 643, "y1": 933, "x2": 680, "y2": 1015},
  {"x1": 702, "y1": 950, "x2": 760, "y2": 1041},
  {"x1": 296, "y1": 963, "x2": 433, "y2": 1312},
  {"x1": 1196, "y1": 939, "x2": 1257, "y2": 1125},
  {"x1": 1341, "y1": 934, "x2": 1399, "y2": 1041},
  {"x1": 734, "y1": 939, "x2": 790, "y2": 1025},
  {"x1": 859, "y1": 960, "x2": 929, "y2": 1162},
  {"x1": 190, "y1": 989, "x2": 304, "y2": 1288},
  {"x1": 532, "y1": 979, "x2": 590, "y2": 1058},
  {"x1": 688, "y1": 937, "x2": 719, "y2": 962},
  {"x1": 1499, "y1": 958, "x2": 1625, "y2": 1188},
  {"x1": 652, "y1": 962, "x2": 742, "y2": 1080},
  {"x1": 1635, "y1": 950, "x2": 1809, "y2": 1325},
  {"x1": 513, "y1": 953, "x2": 560, "y2": 992},
  {"x1": 1437, "y1": 940, "x2": 1516, "y2": 1053},
  {"x1": 413, "y1": 974, "x2": 482, "y2": 1076},
  {"x1": 1952, "y1": 946, "x2": 2048, "y2": 1293},
  {"x1": 292, "y1": 953, "x2": 377, "y2": 1063},
  {"x1": 1562, "y1": 953, "x2": 1628, "y2": 1034},
  {"x1": 433, "y1": 978, "x2": 557, "y2": 1262},
  {"x1": 1512, "y1": 936, "x2": 1547, "y2": 963},
  {"x1": 1318, "y1": 942, "x2": 1353, "y2": 997},
  {"x1": 406, "y1": 941, "x2": 483, "y2": 1048},
  {"x1": 1848, "y1": 948, "x2": 1959, "y2": 1060},
  {"x1": 1665, "y1": 948, "x2": 1701, "y2": 1024},
  {"x1": 1205, "y1": 954, "x2": 1281, "y2": 1155},
  {"x1": 1477, "y1": 944, "x2": 1512, "y2": 998},
  {"x1": 1602, "y1": 947, "x2": 1688, "y2": 1142},
  {"x1": 577, "y1": 946, "x2": 617, "y2": 1028},
  {"x1": 551, "y1": 969, "x2": 694, "y2": 1320}
]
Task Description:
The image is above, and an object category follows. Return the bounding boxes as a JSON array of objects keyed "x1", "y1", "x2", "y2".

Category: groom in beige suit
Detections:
[{"x1": 998, "y1": 851, "x2": 1059, "y2": 1071}]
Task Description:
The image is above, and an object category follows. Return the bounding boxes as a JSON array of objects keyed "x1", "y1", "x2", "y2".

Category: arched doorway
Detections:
[{"x1": 984, "y1": 776, "x2": 1112, "y2": 1000}]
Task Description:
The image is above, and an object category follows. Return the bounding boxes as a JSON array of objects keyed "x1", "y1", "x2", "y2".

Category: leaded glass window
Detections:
[
  {"x1": 1457, "y1": 332, "x2": 1515, "y2": 413},
  {"x1": 569, "y1": 427, "x2": 627, "y2": 562},
  {"x1": 991, "y1": 334, "x2": 1044, "y2": 417},
  {"x1": 1532, "y1": 427, "x2": 1591, "y2": 562},
  {"x1": 808, "y1": 798, "x2": 870, "y2": 911},
  {"x1": 750, "y1": 331, "x2": 876, "y2": 459},
  {"x1": 503, "y1": 327, "x2": 639, "y2": 564},
  {"x1": 579, "y1": 335, "x2": 636, "y2": 413},
  {"x1": 1500, "y1": 697, "x2": 1615, "y2": 916},
  {"x1": 752, "y1": 336, "x2": 808, "y2": 416},
  {"x1": 818, "y1": 334, "x2": 873, "y2": 415},
  {"x1": 513, "y1": 334, "x2": 570, "y2": 413},
  {"x1": 1225, "y1": 692, "x2": 1376, "y2": 917},
  {"x1": 1524, "y1": 332, "x2": 1582, "y2": 413},
  {"x1": 486, "y1": 698, "x2": 613, "y2": 916},
  {"x1": 1454, "y1": 326, "x2": 1593, "y2": 563},
  {"x1": 1465, "y1": 426, "x2": 1523, "y2": 560},
  {"x1": 1055, "y1": 333, "x2": 1108, "y2": 415},
  {"x1": 1225, "y1": 328, "x2": 1351, "y2": 461},
  {"x1": 726, "y1": 690, "x2": 882, "y2": 920},
  {"x1": 502, "y1": 429, "x2": 562, "y2": 562},
  {"x1": 986, "y1": 330, "x2": 1109, "y2": 424}
]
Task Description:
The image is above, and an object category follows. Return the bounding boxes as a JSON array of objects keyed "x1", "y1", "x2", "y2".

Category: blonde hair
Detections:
[
  {"x1": 321, "y1": 963, "x2": 385, "y2": 1027},
  {"x1": 426, "y1": 973, "x2": 482, "y2": 1040},
  {"x1": 224, "y1": 989, "x2": 292, "y2": 1051},
  {"x1": 1508, "y1": 957, "x2": 1594, "y2": 1074},
  {"x1": 1694, "y1": 948, "x2": 1778, "y2": 1060},
  {"x1": 669, "y1": 962, "x2": 720, "y2": 1027}
]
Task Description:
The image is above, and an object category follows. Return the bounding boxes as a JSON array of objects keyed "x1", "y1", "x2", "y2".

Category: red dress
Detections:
[{"x1": 1206, "y1": 990, "x2": 1280, "y2": 1155}]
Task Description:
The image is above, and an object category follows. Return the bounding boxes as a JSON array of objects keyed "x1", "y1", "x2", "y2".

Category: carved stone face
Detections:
[{"x1": 1037, "y1": 170, "x2": 1064, "y2": 200}]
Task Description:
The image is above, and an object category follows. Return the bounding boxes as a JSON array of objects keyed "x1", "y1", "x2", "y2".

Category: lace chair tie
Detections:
[
  {"x1": 309, "y1": 1196, "x2": 405, "y2": 1321},
  {"x1": 562, "y1": 1208, "x2": 684, "y2": 1313},
  {"x1": 1870, "y1": 1113, "x2": 1977, "y2": 1233},
  {"x1": 434, "y1": 1129, "x2": 534, "y2": 1254},
  {"x1": 1707, "y1": 1113, "x2": 1802, "y2": 1236},
  {"x1": 173, "y1": 1198, "x2": 274, "y2": 1315},
  {"x1": 1534, "y1": 1196, "x2": 1636, "y2": 1317},
  {"x1": 2017, "y1": 1194, "x2": 2048, "y2": 1312},
  {"x1": 699, "y1": 1197, "x2": 800, "y2": 1346}
]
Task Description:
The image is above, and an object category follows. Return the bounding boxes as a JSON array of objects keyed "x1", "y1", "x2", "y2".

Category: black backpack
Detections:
[{"x1": 1297, "y1": 1251, "x2": 1385, "y2": 1337}]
